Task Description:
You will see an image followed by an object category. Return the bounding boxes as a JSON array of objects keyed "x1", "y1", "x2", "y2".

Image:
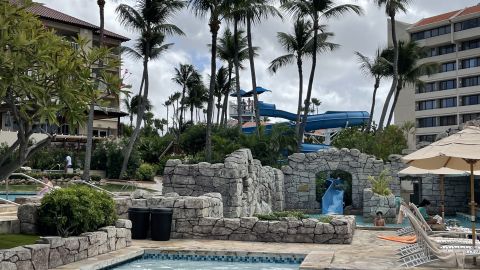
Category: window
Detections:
[
  {"x1": 439, "y1": 97, "x2": 457, "y2": 108},
  {"x1": 440, "y1": 62, "x2": 456, "y2": 72},
  {"x1": 438, "y1": 44, "x2": 456, "y2": 55},
  {"x1": 455, "y1": 17, "x2": 480, "y2": 32},
  {"x1": 460, "y1": 39, "x2": 480, "y2": 51},
  {"x1": 417, "y1": 117, "x2": 436, "y2": 128},
  {"x1": 460, "y1": 76, "x2": 480, "y2": 87},
  {"x1": 417, "y1": 135, "x2": 436, "y2": 142},
  {"x1": 461, "y1": 95, "x2": 480, "y2": 106},
  {"x1": 439, "y1": 79, "x2": 457, "y2": 90},
  {"x1": 459, "y1": 57, "x2": 480, "y2": 69},
  {"x1": 417, "y1": 100, "x2": 436, "y2": 111},
  {"x1": 462, "y1": 113, "x2": 480, "y2": 123},
  {"x1": 411, "y1": 31, "x2": 425, "y2": 41},
  {"x1": 439, "y1": 115, "x2": 457, "y2": 126},
  {"x1": 411, "y1": 25, "x2": 451, "y2": 41},
  {"x1": 417, "y1": 82, "x2": 437, "y2": 93}
]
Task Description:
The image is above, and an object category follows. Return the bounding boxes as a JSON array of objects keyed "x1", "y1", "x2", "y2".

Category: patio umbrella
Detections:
[
  {"x1": 402, "y1": 126, "x2": 480, "y2": 251},
  {"x1": 398, "y1": 166, "x2": 478, "y2": 222}
]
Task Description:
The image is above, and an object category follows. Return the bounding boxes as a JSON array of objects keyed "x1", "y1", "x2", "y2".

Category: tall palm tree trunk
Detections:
[
  {"x1": 299, "y1": 15, "x2": 319, "y2": 151},
  {"x1": 179, "y1": 85, "x2": 186, "y2": 127},
  {"x1": 191, "y1": 106, "x2": 194, "y2": 123},
  {"x1": 247, "y1": 17, "x2": 260, "y2": 137},
  {"x1": 120, "y1": 47, "x2": 149, "y2": 178},
  {"x1": 366, "y1": 78, "x2": 380, "y2": 132},
  {"x1": 378, "y1": 16, "x2": 399, "y2": 130},
  {"x1": 83, "y1": 0, "x2": 106, "y2": 181},
  {"x1": 216, "y1": 96, "x2": 221, "y2": 125},
  {"x1": 221, "y1": 64, "x2": 233, "y2": 126},
  {"x1": 166, "y1": 106, "x2": 169, "y2": 131},
  {"x1": 205, "y1": 19, "x2": 220, "y2": 162},
  {"x1": 295, "y1": 56, "x2": 304, "y2": 145},
  {"x1": 387, "y1": 79, "x2": 402, "y2": 126},
  {"x1": 233, "y1": 18, "x2": 243, "y2": 132}
]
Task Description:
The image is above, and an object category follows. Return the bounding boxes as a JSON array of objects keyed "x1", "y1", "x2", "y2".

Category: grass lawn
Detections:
[
  {"x1": 0, "y1": 234, "x2": 40, "y2": 249},
  {"x1": 0, "y1": 184, "x2": 39, "y2": 192}
]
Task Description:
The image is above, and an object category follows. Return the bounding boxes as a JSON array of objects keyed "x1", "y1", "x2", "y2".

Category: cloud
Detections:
[{"x1": 38, "y1": 0, "x2": 480, "y2": 125}]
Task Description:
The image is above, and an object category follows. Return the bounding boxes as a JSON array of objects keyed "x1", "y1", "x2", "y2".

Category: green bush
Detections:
[
  {"x1": 179, "y1": 124, "x2": 207, "y2": 156},
  {"x1": 135, "y1": 163, "x2": 156, "y2": 181},
  {"x1": 255, "y1": 211, "x2": 307, "y2": 221},
  {"x1": 368, "y1": 169, "x2": 393, "y2": 196},
  {"x1": 138, "y1": 134, "x2": 175, "y2": 164},
  {"x1": 26, "y1": 147, "x2": 81, "y2": 170},
  {"x1": 91, "y1": 139, "x2": 141, "y2": 179},
  {"x1": 38, "y1": 185, "x2": 117, "y2": 237}
]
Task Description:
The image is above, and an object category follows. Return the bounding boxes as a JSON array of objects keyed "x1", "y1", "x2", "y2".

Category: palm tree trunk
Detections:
[
  {"x1": 83, "y1": 0, "x2": 105, "y2": 181},
  {"x1": 247, "y1": 17, "x2": 260, "y2": 137},
  {"x1": 299, "y1": 14, "x2": 319, "y2": 152},
  {"x1": 191, "y1": 106, "x2": 194, "y2": 123},
  {"x1": 295, "y1": 56, "x2": 304, "y2": 146},
  {"x1": 387, "y1": 79, "x2": 402, "y2": 127},
  {"x1": 366, "y1": 78, "x2": 380, "y2": 132},
  {"x1": 179, "y1": 85, "x2": 186, "y2": 127},
  {"x1": 216, "y1": 96, "x2": 221, "y2": 125},
  {"x1": 166, "y1": 107, "x2": 169, "y2": 131},
  {"x1": 221, "y1": 64, "x2": 233, "y2": 126},
  {"x1": 120, "y1": 47, "x2": 149, "y2": 179},
  {"x1": 233, "y1": 18, "x2": 243, "y2": 132},
  {"x1": 378, "y1": 16, "x2": 399, "y2": 130},
  {"x1": 206, "y1": 18, "x2": 220, "y2": 162}
]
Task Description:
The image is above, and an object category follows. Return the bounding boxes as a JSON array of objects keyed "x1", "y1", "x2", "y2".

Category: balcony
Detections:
[
  {"x1": 229, "y1": 102, "x2": 255, "y2": 119},
  {"x1": 454, "y1": 28, "x2": 480, "y2": 42}
]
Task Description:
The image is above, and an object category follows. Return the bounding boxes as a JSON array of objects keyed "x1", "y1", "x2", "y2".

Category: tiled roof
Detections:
[
  {"x1": 10, "y1": 0, "x2": 129, "y2": 42},
  {"x1": 413, "y1": 10, "x2": 460, "y2": 27},
  {"x1": 412, "y1": 4, "x2": 480, "y2": 29}
]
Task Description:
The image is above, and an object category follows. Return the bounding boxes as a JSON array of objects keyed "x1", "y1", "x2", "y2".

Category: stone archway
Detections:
[{"x1": 282, "y1": 148, "x2": 406, "y2": 210}]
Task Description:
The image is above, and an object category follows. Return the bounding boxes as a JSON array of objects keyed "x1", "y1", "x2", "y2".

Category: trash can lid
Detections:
[
  {"x1": 150, "y1": 208, "x2": 173, "y2": 213},
  {"x1": 128, "y1": 207, "x2": 150, "y2": 212}
]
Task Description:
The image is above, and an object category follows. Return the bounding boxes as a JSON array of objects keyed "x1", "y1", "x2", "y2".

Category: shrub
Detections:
[
  {"x1": 26, "y1": 147, "x2": 81, "y2": 170},
  {"x1": 92, "y1": 139, "x2": 141, "y2": 179},
  {"x1": 179, "y1": 124, "x2": 206, "y2": 156},
  {"x1": 318, "y1": 215, "x2": 333, "y2": 223},
  {"x1": 255, "y1": 211, "x2": 307, "y2": 221},
  {"x1": 135, "y1": 163, "x2": 156, "y2": 181},
  {"x1": 138, "y1": 134, "x2": 175, "y2": 164},
  {"x1": 38, "y1": 185, "x2": 117, "y2": 237},
  {"x1": 368, "y1": 169, "x2": 393, "y2": 196}
]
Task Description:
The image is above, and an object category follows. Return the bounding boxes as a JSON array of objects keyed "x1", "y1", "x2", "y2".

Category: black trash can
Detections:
[
  {"x1": 128, "y1": 207, "x2": 150, "y2": 239},
  {"x1": 150, "y1": 208, "x2": 173, "y2": 241}
]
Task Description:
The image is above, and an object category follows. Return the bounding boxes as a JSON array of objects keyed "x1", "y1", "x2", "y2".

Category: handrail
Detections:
[
  {"x1": 0, "y1": 197, "x2": 20, "y2": 206},
  {"x1": 72, "y1": 180, "x2": 117, "y2": 197},
  {"x1": 10, "y1": 173, "x2": 52, "y2": 188}
]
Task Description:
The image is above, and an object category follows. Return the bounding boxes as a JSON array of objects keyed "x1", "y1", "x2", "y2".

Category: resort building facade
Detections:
[
  {"x1": 0, "y1": 1, "x2": 129, "y2": 145},
  {"x1": 392, "y1": 5, "x2": 480, "y2": 146}
]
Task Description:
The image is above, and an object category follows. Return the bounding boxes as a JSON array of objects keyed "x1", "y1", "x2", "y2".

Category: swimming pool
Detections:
[
  {"x1": 105, "y1": 253, "x2": 303, "y2": 270},
  {"x1": 0, "y1": 192, "x2": 37, "y2": 201}
]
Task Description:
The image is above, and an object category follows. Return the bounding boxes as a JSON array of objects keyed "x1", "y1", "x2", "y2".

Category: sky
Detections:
[{"x1": 38, "y1": 0, "x2": 480, "y2": 124}]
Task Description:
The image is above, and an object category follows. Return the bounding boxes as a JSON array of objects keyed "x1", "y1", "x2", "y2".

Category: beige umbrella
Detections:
[
  {"x1": 398, "y1": 166, "x2": 479, "y2": 222},
  {"x1": 403, "y1": 126, "x2": 480, "y2": 254}
]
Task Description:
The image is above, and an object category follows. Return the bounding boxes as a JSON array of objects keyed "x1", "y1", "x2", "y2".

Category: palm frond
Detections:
[{"x1": 268, "y1": 54, "x2": 295, "y2": 73}]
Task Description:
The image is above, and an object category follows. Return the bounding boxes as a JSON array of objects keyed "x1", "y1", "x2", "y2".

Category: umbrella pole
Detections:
[
  {"x1": 468, "y1": 161, "x2": 477, "y2": 264},
  {"x1": 440, "y1": 174, "x2": 445, "y2": 223}
]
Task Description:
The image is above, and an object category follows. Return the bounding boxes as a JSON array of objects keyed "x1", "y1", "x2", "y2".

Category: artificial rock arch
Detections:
[{"x1": 282, "y1": 148, "x2": 407, "y2": 210}]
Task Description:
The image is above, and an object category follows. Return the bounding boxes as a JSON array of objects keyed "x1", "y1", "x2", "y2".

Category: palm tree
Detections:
[
  {"x1": 311, "y1": 97, "x2": 321, "y2": 114},
  {"x1": 269, "y1": 19, "x2": 337, "y2": 144},
  {"x1": 123, "y1": 96, "x2": 134, "y2": 128},
  {"x1": 172, "y1": 63, "x2": 196, "y2": 127},
  {"x1": 355, "y1": 49, "x2": 388, "y2": 132},
  {"x1": 280, "y1": 0, "x2": 362, "y2": 150},
  {"x1": 216, "y1": 28, "x2": 252, "y2": 126},
  {"x1": 374, "y1": 0, "x2": 410, "y2": 130},
  {"x1": 232, "y1": 0, "x2": 281, "y2": 136},
  {"x1": 117, "y1": 0, "x2": 185, "y2": 178},
  {"x1": 169, "y1": 92, "x2": 182, "y2": 128},
  {"x1": 189, "y1": 0, "x2": 229, "y2": 161},
  {"x1": 214, "y1": 66, "x2": 231, "y2": 124},
  {"x1": 163, "y1": 100, "x2": 172, "y2": 131},
  {"x1": 186, "y1": 76, "x2": 208, "y2": 122},
  {"x1": 131, "y1": 94, "x2": 152, "y2": 115},
  {"x1": 381, "y1": 41, "x2": 438, "y2": 126}
]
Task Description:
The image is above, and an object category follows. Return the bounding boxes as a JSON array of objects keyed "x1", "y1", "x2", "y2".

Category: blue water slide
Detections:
[
  {"x1": 258, "y1": 102, "x2": 369, "y2": 132},
  {"x1": 322, "y1": 178, "x2": 344, "y2": 215}
]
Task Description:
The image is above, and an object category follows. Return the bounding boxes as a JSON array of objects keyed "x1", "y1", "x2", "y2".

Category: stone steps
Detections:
[
  {"x1": 0, "y1": 204, "x2": 18, "y2": 213},
  {"x1": 0, "y1": 216, "x2": 19, "y2": 234}
]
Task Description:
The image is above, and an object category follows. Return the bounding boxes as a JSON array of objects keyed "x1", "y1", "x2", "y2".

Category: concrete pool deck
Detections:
[{"x1": 52, "y1": 230, "x2": 478, "y2": 270}]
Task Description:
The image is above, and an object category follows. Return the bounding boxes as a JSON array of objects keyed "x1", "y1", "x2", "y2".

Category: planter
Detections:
[{"x1": 362, "y1": 188, "x2": 396, "y2": 223}]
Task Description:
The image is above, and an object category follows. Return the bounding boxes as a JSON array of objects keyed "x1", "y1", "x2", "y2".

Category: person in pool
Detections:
[
  {"x1": 418, "y1": 199, "x2": 437, "y2": 225},
  {"x1": 37, "y1": 176, "x2": 54, "y2": 196},
  {"x1": 374, "y1": 211, "x2": 385, "y2": 227}
]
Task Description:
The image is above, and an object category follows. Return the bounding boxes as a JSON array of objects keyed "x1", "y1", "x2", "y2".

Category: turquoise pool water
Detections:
[
  {"x1": 107, "y1": 254, "x2": 303, "y2": 270},
  {"x1": 0, "y1": 192, "x2": 37, "y2": 201},
  {"x1": 308, "y1": 214, "x2": 480, "y2": 228}
]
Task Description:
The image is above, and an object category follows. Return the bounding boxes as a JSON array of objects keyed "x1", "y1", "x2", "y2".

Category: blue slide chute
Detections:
[{"x1": 322, "y1": 178, "x2": 344, "y2": 215}]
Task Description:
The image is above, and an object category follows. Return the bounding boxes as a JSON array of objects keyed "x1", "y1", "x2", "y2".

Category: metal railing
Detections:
[
  {"x1": 72, "y1": 180, "x2": 117, "y2": 197},
  {"x1": 0, "y1": 197, "x2": 19, "y2": 206},
  {"x1": 10, "y1": 173, "x2": 53, "y2": 188}
]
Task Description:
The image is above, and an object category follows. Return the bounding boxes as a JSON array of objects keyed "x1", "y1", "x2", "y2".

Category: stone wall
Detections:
[
  {"x1": 362, "y1": 189, "x2": 396, "y2": 223},
  {"x1": 136, "y1": 192, "x2": 355, "y2": 244},
  {"x1": 163, "y1": 149, "x2": 284, "y2": 218},
  {"x1": 282, "y1": 148, "x2": 406, "y2": 210},
  {"x1": 0, "y1": 219, "x2": 132, "y2": 270},
  {"x1": 417, "y1": 175, "x2": 469, "y2": 215}
]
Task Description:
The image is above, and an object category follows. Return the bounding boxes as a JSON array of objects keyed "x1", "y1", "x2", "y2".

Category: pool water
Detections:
[
  {"x1": 113, "y1": 258, "x2": 300, "y2": 270},
  {"x1": 0, "y1": 192, "x2": 37, "y2": 201}
]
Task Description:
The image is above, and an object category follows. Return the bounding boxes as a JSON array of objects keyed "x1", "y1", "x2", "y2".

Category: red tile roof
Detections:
[
  {"x1": 412, "y1": 4, "x2": 480, "y2": 29},
  {"x1": 10, "y1": 0, "x2": 129, "y2": 42},
  {"x1": 413, "y1": 10, "x2": 460, "y2": 28}
]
